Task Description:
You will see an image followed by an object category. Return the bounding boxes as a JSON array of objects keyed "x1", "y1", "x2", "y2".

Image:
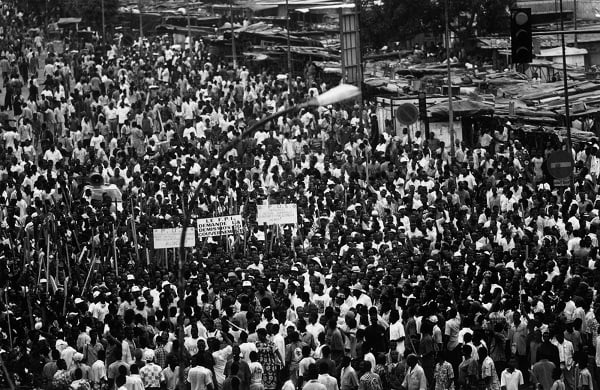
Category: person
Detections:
[
  {"x1": 480, "y1": 347, "x2": 500, "y2": 390},
  {"x1": 125, "y1": 364, "x2": 145, "y2": 390},
  {"x1": 54, "y1": 359, "x2": 72, "y2": 388},
  {"x1": 188, "y1": 356, "x2": 215, "y2": 390},
  {"x1": 402, "y1": 354, "x2": 426, "y2": 390},
  {"x1": 302, "y1": 364, "x2": 327, "y2": 390},
  {"x1": 160, "y1": 356, "x2": 180, "y2": 390},
  {"x1": 433, "y1": 351, "x2": 454, "y2": 390},
  {"x1": 457, "y1": 345, "x2": 478, "y2": 390},
  {"x1": 298, "y1": 345, "x2": 316, "y2": 388},
  {"x1": 507, "y1": 311, "x2": 528, "y2": 381},
  {"x1": 255, "y1": 328, "x2": 283, "y2": 390},
  {"x1": 139, "y1": 350, "x2": 162, "y2": 390},
  {"x1": 358, "y1": 361, "x2": 382, "y2": 390},
  {"x1": 553, "y1": 331, "x2": 575, "y2": 390},
  {"x1": 550, "y1": 368, "x2": 565, "y2": 390},
  {"x1": 340, "y1": 355, "x2": 359, "y2": 390},
  {"x1": 108, "y1": 345, "x2": 130, "y2": 390},
  {"x1": 248, "y1": 351, "x2": 264, "y2": 390},
  {"x1": 116, "y1": 375, "x2": 128, "y2": 390},
  {"x1": 578, "y1": 360, "x2": 594, "y2": 390},
  {"x1": 500, "y1": 359, "x2": 524, "y2": 390},
  {"x1": 419, "y1": 322, "x2": 436, "y2": 387},
  {"x1": 71, "y1": 368, "x2": 92, "y2": 390},
  {"x1": 222, "y1": 363, "x2": 242, "y2": 390},
  {"x1": 317, "y1": 361, "x2": 338, "y2": 390},
  {"x1": 3, "y1": 11, "x2": 600, "y2": 390},
  {"x1": 90, "y1": 350, "x2": 108, "y2": 390},
  {"x1": 224, "y1": 346, "x2": 251, "y2": 390},
  {"x1": 211, "y1": 338, "x2": 233, "y2": 390},
  {"x1": 531, "y1": 353, "x2": 556, "y2": 390}
]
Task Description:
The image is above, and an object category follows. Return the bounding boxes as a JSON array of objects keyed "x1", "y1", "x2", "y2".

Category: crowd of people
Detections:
[{"x1": 1, "y1": 2, "x2": 600, "y2": 390}]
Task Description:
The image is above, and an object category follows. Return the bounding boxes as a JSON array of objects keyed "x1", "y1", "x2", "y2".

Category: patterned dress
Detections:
[
  {"x1": 256, "y1": 341, "x2": 279, "y2": 390},
  {"x1": 434, "y1": 361, "x2": 455, "y2": 390}
]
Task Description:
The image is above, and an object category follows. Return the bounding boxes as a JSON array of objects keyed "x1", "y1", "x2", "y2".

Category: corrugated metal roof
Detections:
[
  {"x1": 539, "y1": 46, "x2": 588, "y2": 57},
  {"x1": 476, "y1": 37, "x2": 510, "y2": 49},
  {"x1": 517, "y1": 0, "x2": 573, "y2": 14}
]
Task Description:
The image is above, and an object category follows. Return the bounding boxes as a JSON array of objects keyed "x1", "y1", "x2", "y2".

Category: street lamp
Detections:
[
  {"x1": 444, "y1": 0, "x2": 455, "y2": 156},
  {"x1": 286, "y1": 0, "x2": 292, "y2": 94},
  {"x1": 175, "y1": 84, "x2": 361, "y2": 390},
  {"x1": 177, "y1": 7, "x2": 192, "y2": 52},
  {"x1": 230, "y1": 0, "x2": 237, "y2": 68},
  {"x1": 101, "y1": 0, "x2": 106, "y2": 48}
]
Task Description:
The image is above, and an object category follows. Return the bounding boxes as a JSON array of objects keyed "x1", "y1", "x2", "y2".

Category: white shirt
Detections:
[
  {"x1": 500, "y1": 369, "x2": 524, "y2": 390},
  {"x1": 188, "y1": 366, "x2": 213, "y2": 390},
  {"x1": 552, "y1": 338, "x2": 574, "y2": 369}
]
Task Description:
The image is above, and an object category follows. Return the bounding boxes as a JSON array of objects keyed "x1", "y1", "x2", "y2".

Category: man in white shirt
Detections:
[
  {"x1": 500, "y1": 358, "x2": 524, "y2": 390},
  {"x1": 317, "y1": 361, "x2": 339, "y2": 390},
  {"x1": 552, "y1": 332, "x2": 575, "y2": 389},
  {"x1": 188, "y1": 359, "x2": 214, "y2": 390}
]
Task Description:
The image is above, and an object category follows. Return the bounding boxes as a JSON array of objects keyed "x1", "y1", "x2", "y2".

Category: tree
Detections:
[
  {"x1": 58, "y1": 0, "x2": 119, "y2": 32},
  {"x1": 360, "y1": 0, "x2": 515, "y2": 50},
  {"x1": 425, "y1": 0, "x2": 515, "y2": 42},
  {"x1": 360, "y1": 0, "x2": 431, "y2": 50}
]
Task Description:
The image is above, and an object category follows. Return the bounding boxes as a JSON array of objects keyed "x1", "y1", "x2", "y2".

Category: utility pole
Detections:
[
  {"x1": 573, "y1": 0, "x2": 578, "y2": 47},
  {"x1": 230, "y1": 0, "x2": 237, "y2": 68},
  {"x1": 188, "y1": 13, "x2": 192, "y2": 52},
  {"x1": 560, "y1": 0, "x2": 574, "y2": 189},
  {"x1": 101, "y1": 0, "x2": 106, "y2": 49},
  {"x1": 138, "y1": 0, "x2": 143, "y2": 55},
  {"x1": 286, "y1": 0, "x2": 292, "y2": 94},
  {"x1": 445, "y1": 0, "x2": 455, "y2": 156}
]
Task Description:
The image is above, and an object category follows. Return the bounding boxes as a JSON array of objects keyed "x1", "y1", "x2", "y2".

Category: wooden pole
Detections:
[
  {"x1": 82, "y1": 257, "x2": 96, "y2": 294},
  {"x1": 5, "y1": 291, "x2": 12, "y2": 350},
  {"x1": 26, "y1": 286, "x2": 34, "y2": 330},
  {"x1": 113, "y1": 224, "x2": 118, "y2": 277},
  {"x1": 0, "y1": 353, "x2": 15, "y2": 390},
  {"x1": 130, "y1": 198, "x2": 140, "y2": 264},
  {"x1": 65, "y1": 238, "x2": 71, "y2": 280},
  {"x1": 62, "y1": 277, "x2": 69, "y2": 317},
  {"x1": 45, "y1": 227, "x2": 49, "y2": 295}
]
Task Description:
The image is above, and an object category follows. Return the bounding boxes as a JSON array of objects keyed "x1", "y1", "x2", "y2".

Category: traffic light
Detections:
[{"x1": 510, "y1": 8, "x2": 533, "y2": 64}]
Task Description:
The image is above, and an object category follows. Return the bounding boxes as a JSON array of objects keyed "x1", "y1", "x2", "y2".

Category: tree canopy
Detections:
[{"x1": 360, "y1": 0, "x2": 515, "y2": 50}]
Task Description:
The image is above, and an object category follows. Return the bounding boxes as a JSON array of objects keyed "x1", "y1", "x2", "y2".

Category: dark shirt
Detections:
[
  {"x1": 537, "y1": 341, "x2": 560, "y2": 368},
  {"x1": 316, "y1": 357, "x2": 337, "y2": 378}
]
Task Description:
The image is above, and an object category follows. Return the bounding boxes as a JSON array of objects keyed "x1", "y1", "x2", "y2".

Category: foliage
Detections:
[
  {"x1": 360, "y1": 0, "x2": 515, "y2": 50},
  {"x1": 57, "y1": 0, "x2": 120, "y2": 31}
]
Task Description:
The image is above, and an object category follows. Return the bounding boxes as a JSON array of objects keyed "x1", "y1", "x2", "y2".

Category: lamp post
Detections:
[
  {"x1": 444, "y1": 0, "x2": 455, "y2": 156},
  {"x1": 175, "y1": 84, "x2": 360, "y2": 390},
  {"x1": 230, "y1": 0, "x2": 237, "y2": 68},
  {"x1": 177, "y1": 8, "x2": 192, "y2": 52},
  {"x1": 101, "y1": 0, "x2": 106, "y2": 49},
  {"x1": 559, "y1": 0, "x2": 574, "y2": 189},
  {"x1": 138, "y1": 0, "x2": 143, "y2": 55},
  {"x1": 286, "y1": 0, "x2": 292, "y2": 94}
]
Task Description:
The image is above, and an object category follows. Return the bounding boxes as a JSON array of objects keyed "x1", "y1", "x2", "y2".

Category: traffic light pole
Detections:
[{"x1": 559, "y1": 0, "x2": 574, "y2": 189}]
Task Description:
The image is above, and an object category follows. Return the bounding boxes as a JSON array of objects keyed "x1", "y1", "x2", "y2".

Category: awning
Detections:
[
  {"x1": 429, "y1": 99, "x2": 494, "y2": 119},
  {"x1": 539, "y1": 46, "x2": 588, "y2": 57},
  {"x1": 476, "y1": 37, "x2": 510, "y2": 50},
  {"x1": 57, "y1": 17, "x2": 82, "y2": 25}
]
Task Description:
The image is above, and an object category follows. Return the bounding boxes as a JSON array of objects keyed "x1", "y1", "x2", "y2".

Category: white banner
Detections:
[
  {"x1": 153, "y1": 227, "x2": 196, "y2": 249},
  {"x1": 257, "y1": 204, "x2": 298, "y2": 225},
  {"x1": 196, "y1": 215, "x2": 243, "y2": 238}
]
